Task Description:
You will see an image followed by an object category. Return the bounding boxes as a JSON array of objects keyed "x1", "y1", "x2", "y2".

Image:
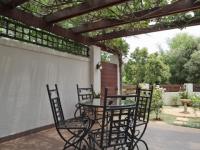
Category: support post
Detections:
[
  {"x1": 89, "y1": 45, "x2": 101, "y2": 94},
  {"x1": 110, "y1": 54, "x2": 120, "y2": 94}
]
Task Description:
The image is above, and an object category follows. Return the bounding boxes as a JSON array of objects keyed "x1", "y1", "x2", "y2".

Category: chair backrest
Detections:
[
  {"x1": 46, "y1": 84, "x2": 65, "y2": 129},
  {"x1": 99, "y1": 88, "x2": 140, "y2": 148},
  {"x1": 76, "y1": 84, "x2": 94, "y2": 102},
  {"x1": 136, "y1": 85, "x2": 153, "y2": 123}
]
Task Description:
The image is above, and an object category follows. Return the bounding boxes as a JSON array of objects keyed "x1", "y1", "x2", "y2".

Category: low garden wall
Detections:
[{"x1": 122, "y1": 84, "x2": 200, "y2": 105}]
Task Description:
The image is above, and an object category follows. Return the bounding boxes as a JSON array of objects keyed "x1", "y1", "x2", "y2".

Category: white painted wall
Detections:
[
  {"x1": 163, "y1": 92, "x2": 180, "y2": 105},
  {"x1": 89, "y1": 45, "x2": 101, "y2": 94},
  {"x1": 0, "y1": 38, "x2": 90, "y2": 138}
]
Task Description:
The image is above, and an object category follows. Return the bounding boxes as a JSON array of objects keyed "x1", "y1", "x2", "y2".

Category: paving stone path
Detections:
[
  {"x1": 173, "y1": 117, "x2": 189, "y2": 125},
  {"x1": 0, "y1": 122, "x2": 199, "y2": 150},
  {"x1": 145, "y1": 122, "x2": 200, "y2": 150}
]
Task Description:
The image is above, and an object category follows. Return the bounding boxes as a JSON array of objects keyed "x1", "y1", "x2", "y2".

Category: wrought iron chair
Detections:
[
  {"x1": 76, "y1": 84, "x2": 95, "y2": 118},
  {"x1": 131, "y1": 85, "x2": 154, "y2": 150},
  {"x1": 88, "y1": 88, "x2": 140, "y2": 150},
  {"x1": 46, "y1": 84, "x2": 91, "y2": 150},
  {"x1": 77, "y1": 84, "x2": 94, "y2": 103},
  {"x1": 76, "y1": 84, "x2": 104, "y2": 121}
]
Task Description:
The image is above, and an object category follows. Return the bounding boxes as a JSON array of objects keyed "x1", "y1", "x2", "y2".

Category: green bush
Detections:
[
  {"x1": 190, "y1": 94, "x2": 200, "y2": 110},
  {"x1": 151, "y1": 87, "x2": 164, "y2": 120},
  {"x1": 179, "y1": 91, "x2": 189, "y2": 99},
  {"x1": 171, "y1": 96, "x2": 179, "y2": 106}
]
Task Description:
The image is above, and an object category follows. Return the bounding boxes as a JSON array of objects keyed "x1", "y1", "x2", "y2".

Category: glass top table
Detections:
[{"x1": 79, "y1": 94, "x2": 137, "y2": 108}]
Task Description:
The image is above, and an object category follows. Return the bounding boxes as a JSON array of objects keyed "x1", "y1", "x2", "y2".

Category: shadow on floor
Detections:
[{"x1": 0, "y1": 122, "x2": 200, "y2": 150}]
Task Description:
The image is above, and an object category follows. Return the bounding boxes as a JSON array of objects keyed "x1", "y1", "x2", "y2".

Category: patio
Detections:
[
  {"x1": 0, "y1": 122, "x2": 199, "y2": 150},
  {"x1": 1, "y1": 1, "x2": 200, "y2": 150}
]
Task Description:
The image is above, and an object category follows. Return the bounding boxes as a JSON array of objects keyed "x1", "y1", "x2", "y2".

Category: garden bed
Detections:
[{"x1": 150, "y1": 106, "x2": 200, "y2": 129}]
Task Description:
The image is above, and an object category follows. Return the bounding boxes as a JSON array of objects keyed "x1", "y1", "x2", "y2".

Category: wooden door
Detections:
[{"x1": 101, "y1": 62, "x2": 118, "y2": 97}]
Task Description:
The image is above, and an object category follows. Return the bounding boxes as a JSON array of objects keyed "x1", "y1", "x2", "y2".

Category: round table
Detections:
[
  {"x1": 79, "y1": 95, "x2": 137, "y2": 108},
  {"x1": 78, "y1": 96, "x2": 137, "y2": 122}
]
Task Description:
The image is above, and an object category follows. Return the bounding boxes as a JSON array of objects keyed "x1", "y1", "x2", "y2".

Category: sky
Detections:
[{"x1": 124, "y1": 25, "x2": 200, "y2": 54}]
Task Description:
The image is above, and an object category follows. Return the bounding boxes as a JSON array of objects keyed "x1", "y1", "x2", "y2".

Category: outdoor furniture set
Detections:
[{"x1": 46, "y1": 84, "x2": 153, "y2": 150}]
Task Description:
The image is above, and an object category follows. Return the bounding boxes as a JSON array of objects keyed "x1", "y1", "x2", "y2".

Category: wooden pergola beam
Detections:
[
  {"x1": 44, "y1": 0, "x2": 129, "y2": 23},
  {"x1": 0, "y1": 7, "x2": 119, "y2": 54},
  {"x1": 92, "y1": 18, "x2": 200, "y2": 42},
  {"x1": 70, "y1": 0, "x2": 200, "y2": 33},
  {"x1": 95, "y1": 43, "x2": 120, "y2": 55},
  {"x1": 0, "y1": 0, "x2": 28, "y2": 9},
  {"x1": 0, "y1": 8, "x2": 92, "y2": 45}
]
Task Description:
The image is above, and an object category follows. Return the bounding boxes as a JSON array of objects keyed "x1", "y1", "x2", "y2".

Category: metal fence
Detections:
[{"x1": 0, "y1": 16, "x2": 89, "y2": 57}]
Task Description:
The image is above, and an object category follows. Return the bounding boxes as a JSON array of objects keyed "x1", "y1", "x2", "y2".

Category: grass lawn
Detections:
[{"x1": 150, "y1": 112, "x2": 200, "y2": 129}]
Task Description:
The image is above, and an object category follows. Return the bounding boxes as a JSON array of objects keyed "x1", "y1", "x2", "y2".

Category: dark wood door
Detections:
[{"x1": 101, "y1": 62, "x2": 118, "y2": 97}]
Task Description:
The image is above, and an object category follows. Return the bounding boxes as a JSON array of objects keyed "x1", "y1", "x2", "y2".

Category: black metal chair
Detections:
[
  {"x1": 76, "y1": 84, "x2": 104, "y2": 121},
  {"x1": 76, "y1": 84, "x2": 95, "y2": 118},
  {"x1": 46, "y1": 84, "x2": 92, "y2": 150},
  {"x1": 131, "y1": 86, "x2": 154, "y2": 150},
  {"x1": 77, "y1": 84, "x2": 94, "y2": 102},
  {"x1": 88, "y1": 88, "x2": 140, "y2": 150}
]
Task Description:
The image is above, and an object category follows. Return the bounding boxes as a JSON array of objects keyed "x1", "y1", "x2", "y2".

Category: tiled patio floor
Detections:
[{"x1": 0, "y1": 122, "x2": 200, "y2": 150}]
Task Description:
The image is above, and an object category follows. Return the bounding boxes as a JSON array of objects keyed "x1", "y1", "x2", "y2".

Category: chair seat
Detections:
[
  {"x1": 89, "y1": 128, "x2": 131, "y2": 148},
  {"x1": 58, "y1": 117, "x2": 88, "y2": 129}
]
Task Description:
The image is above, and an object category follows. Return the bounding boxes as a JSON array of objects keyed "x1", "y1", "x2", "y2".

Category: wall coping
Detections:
[{"x1": 0, "y1": 38, "x2": 90, "y2": 62}]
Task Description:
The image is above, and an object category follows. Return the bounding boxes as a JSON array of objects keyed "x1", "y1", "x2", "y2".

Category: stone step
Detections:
[
  {"x1": 173, "y1": 121, "x2": 187, "y2": 125},
  {"x1": 176, "y1": 117, "x2": 189, "y2": 122}
]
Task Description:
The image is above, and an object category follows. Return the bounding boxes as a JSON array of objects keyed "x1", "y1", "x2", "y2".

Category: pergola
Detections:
[
  {"x1": 1, "y1": 0, "x2": 200, "y2": 55},
  {"x1": 1, "y1": 1, "x2": 200, "y2": 148}
]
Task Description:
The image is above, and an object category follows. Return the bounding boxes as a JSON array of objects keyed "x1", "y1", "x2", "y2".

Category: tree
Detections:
[
  {"x1": 124, "y1": 47, "x2": 148, "y2": 84},
  {"x1": 145, "y1": 53, "x2": 170, "y2": 84},
  {"x1": 184, "y1": 51, "x2": 200, "y2": 83},
  {"x1": 101, "y1": 51, "x2": 111, "y2": 62},
  {"x1": 166, "y1": 33, "x2": 200, "y2": 83},
  {"x1": 104, "y1": 38, "x2": 129, "y2": 57}
]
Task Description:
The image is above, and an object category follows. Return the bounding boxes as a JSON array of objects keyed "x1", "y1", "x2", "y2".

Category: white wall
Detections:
[
  {"x1": 163, "y1": 92, "x2": 180, "y2": 105},
  {"x1": 89, "y1": 45, "x2": 101, "y2": 93},
  {"x1": 0, "y1": 38, "x2": 90, "y2": 138},
  {"x1": 163, "y1": 84, "x2": 200, "y2": 105}
]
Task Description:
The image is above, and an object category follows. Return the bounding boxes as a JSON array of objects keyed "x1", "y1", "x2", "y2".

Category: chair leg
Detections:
[
  {"x1": 133, "y1": 139, "x2": 139, "y2": 150},
  {"x1": 132, "y1": 137, "x2": 148, "y2": 150},
  {"x1": 138, "y1": 139, "x2": 148, "y2": 150}
]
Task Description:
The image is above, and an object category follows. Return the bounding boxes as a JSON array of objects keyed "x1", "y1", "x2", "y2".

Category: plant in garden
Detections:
[
  {"x1": 179, "y1": 90, "x2": 192, "y2": 113},
  {"x1": 93, "y1": 92, "x2": 101, "y2": 98},
  {"x1": 190, "y1": 94, "x2": 200, "y2": 116},
  {"x1": 151, "y1": 87, "x2": 164, "y2": 120},
  {"x1": 179, "y1": 91, "x2": 189, "y2": 99},
  {"x1": 171, "y1": 96, "x2": 179, "y2": 106}
]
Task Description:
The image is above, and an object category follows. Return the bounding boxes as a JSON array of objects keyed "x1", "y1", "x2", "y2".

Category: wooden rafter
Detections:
[
  {"x1": 92, "y1": 18, "x2": 200, "y2": 42},
  {"x1": 0, "y1": 8, "x2": 94, "y2": 45},
  {"x1": 0, "y1": 7, "x2": 119, "y2": 54},
  {"x1": 95, "y1": 43, "x2": 120, "y2": 54},
  {"x1": 70, "y1": 0, "x2": 200, "y2": 33},
  {"x1": 44, "y1": 0, "x2": 129, "y2": 23},
  {"x1": 0, "y1": 0, "x2": 28, "y2": 9}
]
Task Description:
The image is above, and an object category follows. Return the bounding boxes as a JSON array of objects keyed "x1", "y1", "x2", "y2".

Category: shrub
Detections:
[
  {"x1": 171, "y1": 96, "x2": 179, "y2": 106},
  {"x1": 190, "y1": 94, "x2": 200, "y2": 111},
  {"x1": 179, "y1": 91, "x2": 192, "y2": 106},
  {"x1": 179, "y1": 91, "x2": 189, "y2": 99},
  {"x1": 151, "y1": 87, "x2": 164, "y2": 120}
]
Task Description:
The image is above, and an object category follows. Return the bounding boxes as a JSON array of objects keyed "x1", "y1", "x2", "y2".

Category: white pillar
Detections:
[
  {"x1": 110, "y1": 54, "x2": 120, "y2": 94},
  {"x1": 89, "y1": 45, "x2": 101, "y2": 94},
  {"x1": 184, "y1": 83, "x2": 193, "y2": 94}
]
